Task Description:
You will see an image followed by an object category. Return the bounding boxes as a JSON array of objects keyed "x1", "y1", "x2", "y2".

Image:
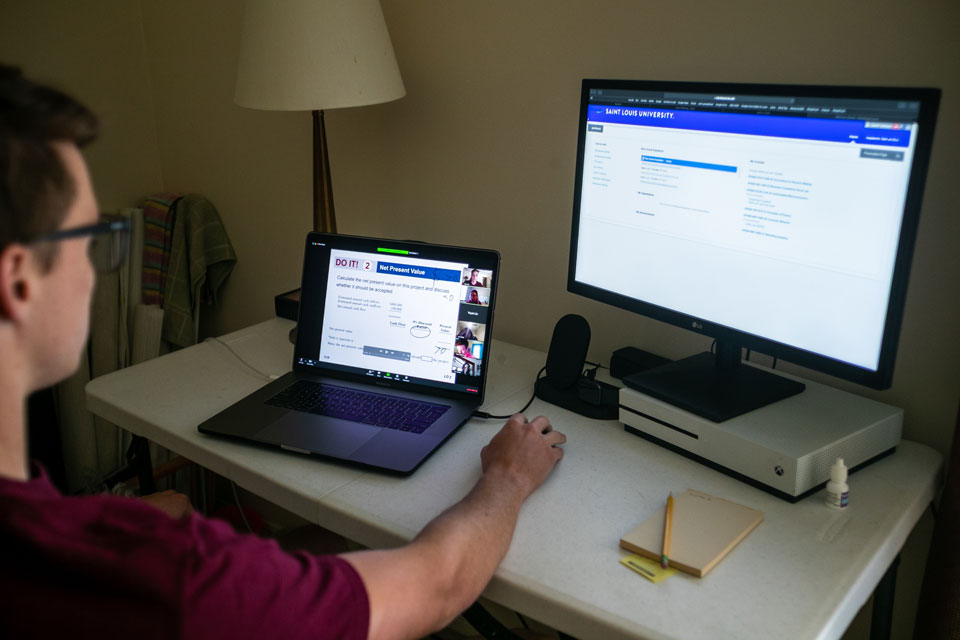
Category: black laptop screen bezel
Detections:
[{"x1": 292, "y1": 233, "x2": 501, "y2": 404}]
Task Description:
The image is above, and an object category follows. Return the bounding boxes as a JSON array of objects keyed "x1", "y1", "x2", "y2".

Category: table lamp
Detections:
[{"x1": 234, "y1": 0, "x2": 406, "y2": 233}]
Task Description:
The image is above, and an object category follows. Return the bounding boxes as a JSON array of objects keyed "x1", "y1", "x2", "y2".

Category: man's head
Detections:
[
  {"x1": 0, "y1": 65, "x2": 101, "y2": 390},
  {"x1": 1, "y1": 64, "x2": 99, "y2": 269}
]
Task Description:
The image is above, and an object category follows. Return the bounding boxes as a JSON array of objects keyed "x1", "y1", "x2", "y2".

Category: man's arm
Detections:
[
  {"x1": 341, "y1": 414, "x2": 565, "y2": 640},
  {"x1": 140, "y1": 489, "x2": 193, "y2": 519}
]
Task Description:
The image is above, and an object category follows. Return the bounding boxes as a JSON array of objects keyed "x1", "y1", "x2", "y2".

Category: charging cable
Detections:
[{"x1": 472, "y1": 367, "x2": 545, "y2": 420}]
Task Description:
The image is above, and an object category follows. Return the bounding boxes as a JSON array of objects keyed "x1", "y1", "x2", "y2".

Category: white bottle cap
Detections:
[{"x1": 830, "y1": 457, "x2": 848, "y2": 484}]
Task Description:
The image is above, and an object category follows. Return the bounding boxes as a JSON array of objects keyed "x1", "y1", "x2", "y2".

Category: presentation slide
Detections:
[{"x1": 319, "y1": 250, "x2": 469, "y2": 384}]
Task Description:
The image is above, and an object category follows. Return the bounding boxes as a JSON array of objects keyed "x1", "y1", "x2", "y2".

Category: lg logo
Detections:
[{"x1": 691, "y1": 321, "x2": 703, "y2": 330}]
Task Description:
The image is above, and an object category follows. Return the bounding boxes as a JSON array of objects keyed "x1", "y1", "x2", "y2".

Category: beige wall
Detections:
[
  {"x1": 2, "y1": 1, "x2": 958, "y2": 638},
  {"x1": 0, "y1": 1, "x2": 163, "y2": 212},
  {"x1": 139, "y1": 0, "x2": 315, "y2": 337}
]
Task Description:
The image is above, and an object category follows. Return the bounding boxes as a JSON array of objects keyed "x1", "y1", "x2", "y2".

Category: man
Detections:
[
  {"x1": 462, "y1": 268, "x2": 483, "y2": 287},
  {"x1": 0, "y1": 65, "x2": 566, "y2": 639}
]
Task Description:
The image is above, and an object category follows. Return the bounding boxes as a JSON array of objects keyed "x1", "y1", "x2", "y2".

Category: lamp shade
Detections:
[{"x1": 234, "y1": 0, "x2": 406, "y2": 111}]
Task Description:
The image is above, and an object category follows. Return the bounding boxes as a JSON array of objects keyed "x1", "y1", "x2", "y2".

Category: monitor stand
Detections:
[{"x1": 622, "y1": 341, "x2": 805, "y2": 422}]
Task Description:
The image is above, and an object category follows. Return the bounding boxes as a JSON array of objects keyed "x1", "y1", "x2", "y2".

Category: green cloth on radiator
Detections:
[{"x1": 163, "y1": 194, "x2": 236, "y2": 348}]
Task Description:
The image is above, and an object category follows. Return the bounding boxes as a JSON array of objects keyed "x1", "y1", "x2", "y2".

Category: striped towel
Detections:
[{"x1": 141, "y1": 193, "x2": 182, "y2": 306}]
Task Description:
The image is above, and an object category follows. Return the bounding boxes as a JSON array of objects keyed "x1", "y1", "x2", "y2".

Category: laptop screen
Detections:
[{"x1": 294, "y1": 234, "x2": 500, "y2": 399}]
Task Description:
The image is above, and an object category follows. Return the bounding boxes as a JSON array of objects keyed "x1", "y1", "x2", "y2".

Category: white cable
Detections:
[
  {"x1": 230, "y1": 480, "x2": 255, "y2": 534},
  {"x1": 204, "y1": 337, "x2": 275, "y2": 381}
]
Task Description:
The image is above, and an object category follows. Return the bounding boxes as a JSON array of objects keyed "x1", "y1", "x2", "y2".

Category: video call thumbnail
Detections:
[
  {"x1": 463, "y1": 287, "x2": 490, "y2": 305},
  {"x1": 461, "y1": 268, "x2": 491, "y2": 287},
  {"x1": 462, "y1": 267, "x2": 492, "y2": 306},
  {"x1": 452, "y1": 321, "x2": 486, "y2": 378},
  {"x1": 456, "y1": 321, "x2": 486, "y2": 342},
  {"x1": 449, "y1": 266, "x2": 493, "y2": 377},
  {"x1": 453, "y1": 337, "x2": 482, "y2": 377}
]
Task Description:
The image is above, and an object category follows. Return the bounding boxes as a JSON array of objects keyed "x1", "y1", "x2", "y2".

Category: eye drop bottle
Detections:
[{"x1": 825, "y1": 457, "x2": 849, "y2": 510}]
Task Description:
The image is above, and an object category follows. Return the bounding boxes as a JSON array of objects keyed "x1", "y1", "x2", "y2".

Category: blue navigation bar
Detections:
[
  {"x1": 377, "y1": 261, "x2": 460, "y2": 282},
  {"x1": 642, "y1": 155, "x2": 737, "y2": 173},
  {"x1": 587, "y1": 105, "x2": 912, "y2": 148}
]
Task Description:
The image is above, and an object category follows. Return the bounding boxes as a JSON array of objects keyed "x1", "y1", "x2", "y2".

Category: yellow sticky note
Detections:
[{"x1": 621, "y1": 554, "x2": 677, "y2": 583}]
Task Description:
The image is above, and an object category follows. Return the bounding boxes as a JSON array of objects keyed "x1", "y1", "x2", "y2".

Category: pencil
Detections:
[{"x1": 660, "y1": 493, "x2": 673, "y2": 569}]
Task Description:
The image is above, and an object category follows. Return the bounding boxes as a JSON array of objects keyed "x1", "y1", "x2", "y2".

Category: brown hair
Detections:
[{"x1": 0, "y1": 64, "x2": 99, "y2": 269}]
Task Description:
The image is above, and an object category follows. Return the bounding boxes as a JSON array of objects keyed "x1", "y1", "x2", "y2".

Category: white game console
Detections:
[{"x1": 619, "y1": 370, "x2": 903, "y2": 501}]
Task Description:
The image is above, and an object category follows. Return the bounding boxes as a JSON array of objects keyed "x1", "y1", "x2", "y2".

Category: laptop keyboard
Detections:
[{"x1": 266, "y1": 380, "x2": 449, "y2": 434}]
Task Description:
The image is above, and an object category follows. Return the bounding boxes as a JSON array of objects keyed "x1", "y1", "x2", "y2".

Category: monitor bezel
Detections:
[{"x1": 567, "y1": 78, "x2": 940, "y2": 389}]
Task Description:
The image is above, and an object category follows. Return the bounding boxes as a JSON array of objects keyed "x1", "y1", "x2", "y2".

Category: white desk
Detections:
[{"x1": 86, "y1": 318, "x2": 941, "y2": 640}]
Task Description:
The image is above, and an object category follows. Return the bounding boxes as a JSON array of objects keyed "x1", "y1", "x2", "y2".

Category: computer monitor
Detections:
[{"x1": 568, "y1": 79, "x2": 940, "y2": 422}]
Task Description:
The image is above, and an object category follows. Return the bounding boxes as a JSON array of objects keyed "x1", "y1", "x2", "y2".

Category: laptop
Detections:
[{"x1": 198, "y1": 233, "x2": 500, "y2": 474}]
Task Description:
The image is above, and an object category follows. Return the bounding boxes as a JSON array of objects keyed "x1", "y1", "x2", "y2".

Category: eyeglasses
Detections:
[{"x1": 33, "y1": 216, "x2": 131, "y2": 273}]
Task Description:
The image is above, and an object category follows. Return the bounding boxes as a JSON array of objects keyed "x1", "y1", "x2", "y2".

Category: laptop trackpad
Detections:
[{"x1": 256, "y1": 414, "x2": 379, "y2": 457}]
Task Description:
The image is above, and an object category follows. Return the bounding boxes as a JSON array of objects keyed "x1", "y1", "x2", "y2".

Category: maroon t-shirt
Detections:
[{"x1": 0, "y1": 466, "x2": 369, "y2": 640}]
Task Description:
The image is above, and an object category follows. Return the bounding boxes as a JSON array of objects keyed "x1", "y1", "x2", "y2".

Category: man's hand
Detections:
[
  {"x1": 481, "y1": 414, "x2": 566, "y2": 501},
  {"x1": 343, "y1": 414, "x2": 566, "y2": 640},
  {"x1": 140, "y1": 489, "x2": 193, "y2": 519}
]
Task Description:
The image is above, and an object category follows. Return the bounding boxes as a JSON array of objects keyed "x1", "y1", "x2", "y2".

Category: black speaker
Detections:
[
  {"x1": 544, "y1": 314, "x2": 591, "y2": 389},
  {"x1": 536, "y1": 314, "x2": 618, "y2": 420}
]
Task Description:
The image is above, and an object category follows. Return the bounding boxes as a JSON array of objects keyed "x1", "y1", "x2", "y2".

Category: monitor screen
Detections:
[{"x1": 568, "y1": 79, "x2": 939, "y2": 419}]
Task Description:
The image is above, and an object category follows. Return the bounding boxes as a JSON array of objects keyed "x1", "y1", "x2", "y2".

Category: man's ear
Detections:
[{"x1": 0, "y1": 244, "x2": 35, "y2": 323}]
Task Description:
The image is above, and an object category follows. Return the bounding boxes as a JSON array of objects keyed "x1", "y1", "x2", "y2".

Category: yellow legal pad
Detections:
[{"x1": 619, "y1": 489, "x2": 763, "y2": 578}]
